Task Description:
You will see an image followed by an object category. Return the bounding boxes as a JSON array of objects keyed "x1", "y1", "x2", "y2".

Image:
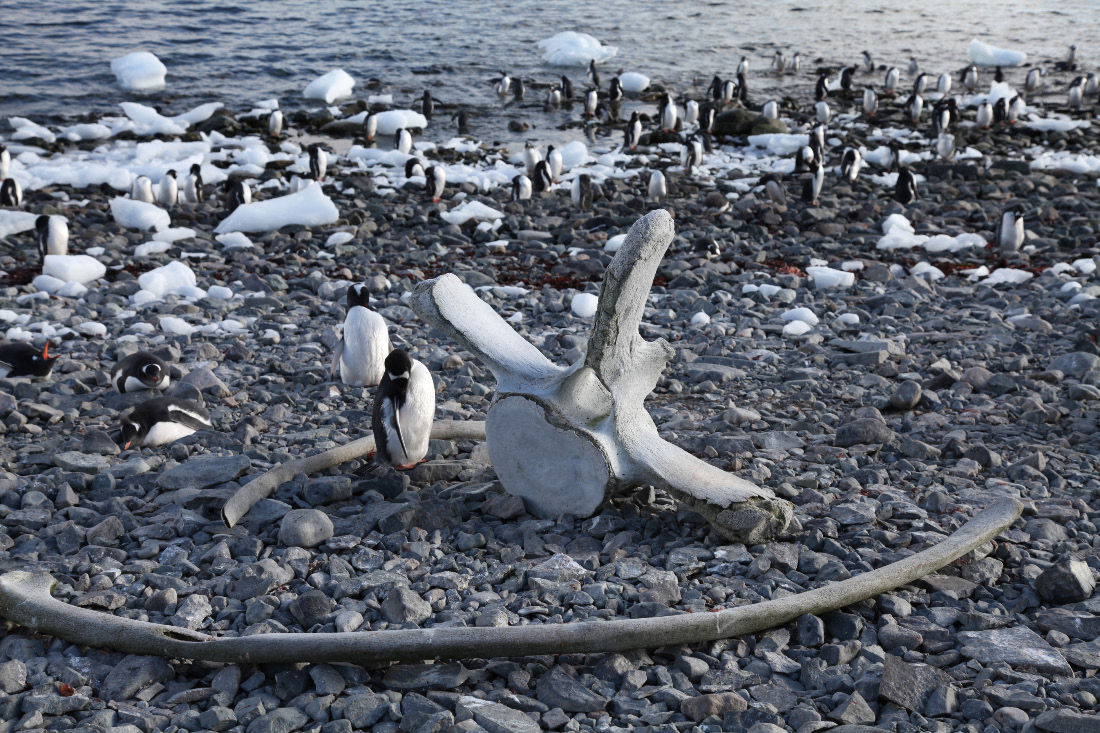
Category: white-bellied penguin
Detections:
[
  {"x1": 522, "y1": 142, "x2": 541, "y2": 175},
  {"x1": 802, "y1": 159, "x2": 824, "y2": 206},
  {"x1": 572, "y1": 173, "x2": 593, "y2": 211},
  {"x1": 685, "y1": 99, "x2": 699, "y2": 125},
  {"x1": 862, "y1": 50, "x2": 874, "y2": 73},
  {"x1": 894, "y1": 166, "x2": 917, "y2": 204},
  {"x1": 425, "y1": 165, "x2": 445, "y2": 202},
  {"x1": 962, "y1": 65, "x2": 979, "y2": 92},
  {"x1": 120, "y1": 396, "x2": 212, "y2": 449},
  {"x1": 269, "y1": 110, "x2": 283, "y2": 137},
  {"x1": 840, "y1": 148, "x2": 862, "y2": 182},
  {"x1": 511, "y1": 174, "x2": 532, "y2": 200},
  {"x1": 405, "y1": 158, "x2": 425, "y2": 179},
  {"x1": 363, "y1": 112, "x2": 378, "y2": 143},
  {"x1": 1025, "y1": 68, "x2": 1044, "y2": 93},
  {"x1": 937, "y1": 72, "x2": 951, "y2": 95},
  {"x1": 862, "y1": 86, "x2": 878, "y2": 117},
  {"x1": 790, "y1": 52, "x2": 801, "y2": 72},
  {"x1": 184, "y1": 163, "x2": 204, "y2": 204},
  {"x1": 371, "y1": 349, "x2": 436, "y2": 469},
  {"x1": 976, "y1": 101, "x2": 993, "y2": 129},
  {"x1": 648, "y1": 169, "x2": 667, "y2": 201},
  {"x1": 394, "y1": 128, "x2": 412, "y2": 154},
  {"x1": 131, "y1": 175, "x2": 154, "y2": 203},
  {"x1": 35, "y1": 215, "x2": 68, "y2": 265},
  {"x1": 584, "y1": 87, "x2": 598, "y2": 116},
  {"x1": 624, "y1": 111, "x2": 642, "y2": 150},
  {"x1": 309, "y1": 144, "x2": 328, "y2": 180},
  {"x1": 660, "y1": 93, "x2": 678, "y2": 131},
  {"x1": 332, "y1": 283, "x2": 390, "y2": 387},
  {"x1": 111, "y1": 351, "x2": 170, "y2": 393},
  {"x1": 158, "y1": 169, "x2": 178, "y2": 207},
  {"x1": 0, "y1": 144, "x2": 8, "y2": 179},
  {"x1": 532, "y1": 160, "x2": 552, "y2": 193},
  {"x1": 997, "y1": 205, "x2": 1025, "y2": 254},
  {"x1": 762, "y1": 100, "x2": 778, "y2": 119},
  {"x1": 773, "y1": 50, "x2": 786, "y2": 73},
  {"x1": 884, "y1": 67, "x2": 900, "y2": 95},
  {"x1": 0, "y1": 178, "x2": 22, "y2": 208},
  {"x1": 0, "y1": 341, "x2": 58, "y2": 378},
  {"x1": 225, "y1": 179, "x2": 251, "y2": 213}
]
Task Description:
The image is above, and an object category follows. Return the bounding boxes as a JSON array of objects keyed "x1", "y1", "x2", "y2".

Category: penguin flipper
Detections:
[
  {"x1": 165, "y1": 404, "x2": 213, "y2": 432},
  {"x1": 331, "y1": 338, "x2": 345, "y2": 380},
  {"x1": 393, "y1": 401, "x2": 410, "y2": 463}
]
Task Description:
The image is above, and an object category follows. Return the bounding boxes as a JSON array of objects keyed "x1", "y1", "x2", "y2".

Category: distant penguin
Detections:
[
  {"x1": 35, "y1": 214, "x2": 68, "y2": 264},
  {"x1": 225, "y1": 180, "x2": 251, "y2": 213},
  {"x1": 721, "y1": 78, "x2": 737, "y2": 104},
  {"x1": 495, "y1": 72, "x2": 511, "y2": 97},
  {"x1": 363, "y1": 112, "x2": 378, "y2": 142},
  {"x1": 937, "y1": 72, "x2": 951, "y2": 95},
  {"x1": 371, "y1": 349, "x2": 435, "y2": 469},
  {"x1": 421, "y1": 91, "x2": 434, "y2": 121},
  {"x1": 608, "y1": 75, "x2": 623, "y2": 103},
  {"x1": 268, "y1": 110, "x2": 283, "y2": 138},
  {"x1": 584, "y1": 87, "x2": 598, "y2": 116},
  {"x1": 158, "y1": 170, "x2": 178, "y2": 207},
  {"x1": 994, "y1": 66, "x2": 1005, "y2": 83},
  {"x1": 761, "y1": 174, "x2": 787, "y2": 208},
  {"x1": 790, "y1": 52, "x2": 801, "y2": 72},
  {"x1": 737, "y1": 56, "x2": 749, "y2": 76},
  {"x1": 1067, "y1": 44, "x2": 1079, "y2": 68},
  {"x1": 962, "y1": 65, "x2": 979, "y2": 92},
  {"x1": 862, "y1": 86, "x2": 878, "y2": 116},
  {"x1": 394, "y1": 129, "x2": 412, "y2": 154},
  {"x1": 120, "y1": 396, "x2": 212, "y2": 449},
  {"x1": 0, "y1": 178, "x2": 22, "y2": 208},
  {"x1": 906, "y1": 93, "x2": 924, "y2": 125},
  {"x1": 682, "y1": 136, "x2": 704, "y2": 172},
  {"x1": 648, "y1": 169, "x2": 667, "y2": 201},
  {"x1": 624, "y1": 112, "x2": 642, "y2": 150},
  {"x1": 936, "y1": 132, "x2": 955, "y2": 160},
  {"x1": 1007, "y1": 95, "x2": 1024, "y2": 123},
  {"x1": 1025, "y1": 67, "x2": 1045, "y2": 93},
  {"x1": 405, "y1": 158, "x2": 425, "y2": 179},
  {"x1": 660, "y1": 94, "x2": 678, "y2": 131},
  {"x1": 587, "y1": 60, "x2": 601, "y2": 88},
  {"x1": 736, "y1": 71, "x2": 748, "y2": 103},
  {"x1": 511, "y1": 174, "x2": 532, "y2": 200},
  {"x1": 773, "y1": 50, "x2": 787, "y2": 73},
  {"x1": 532, "y1": 160, "x2": 552, "y2": 193},
  {"x1": 840, "y1": 66, "x2": 855, "y2": 92},
  {"x1": 762, "y1": 100, "x2": 778, "y2": 119},
  {"x1": 976, "y1": 101, "x2": 993, "y2": 129},
  {"x1": 425, "y1": 165, "x2": 445, "y2": 203},
  {"x1": 0, "y1": 144, "x2": 8, "y2": 179},
  {"x1": 685, "y1": 99, "x2": 700, "y2": 125},
  {"x1": 815, "y1": 100, "x2": 831, "y2": 124},
  {"x1": 111, "y1": 351, "x2": 170, "y2": 393},
  {"x1": 993, "y1": 98, "x2": 1008, "y2": 125},
  {"x1": 183, "y1": 163, "x2": 204, "y2": 204},
  {"x1": 884, "y1": 67, "x2": 900, "y2": 95},
  {"x1": 840, "y1": 148, "x2": 862, "y2": 181},
  {"x1": 512, "y1": 76, "x2": 526, "y2": 102},
  {"x1": 1085, "y1": 73, "x2": 1098, "y2": 97},
  {"x1": 546, "y1": 85, "x2": 562, "y2": 109},
  {"x1": 894, "y1": 166, "x2": 917, "y2": 204},
  {"x1": 452, "y1": 109, "x2": 469, "y2": 134},
  {"x1": 814, "y1": 74, "x2": 829, "y2": 101},
  {"x1": 131, "y1": 175, "x2": 154, "y2": 203},
  {"x1": 912, "y1": 73, "x2": 928, "y2": 95},
  {"x1": 572, "y1": 173, "x2": 593, "y2": 210},
  {"x1": 546, "y1": 145, "x2": 563, "y2": 181},
  {"x1": 997, "y1": 207, "x2": 1025, "y2": 254},
  {"x1": 523, "y1": 143, "x2": 541, "y2": 175},
  {"x1": 332, "y1": 283, "x2": 390, "y2": 387},
  {"x1": 802, "y1": 160, "x2": 824, "y2": 205},
  {"x1": 0, "y1": 341, "x2": 58, "y2": 378},
  {"x1": 1069, "y1": 77, "x2": 1084, "y2": 109},
  {"x1": 908, "y1": 57, "x2": 919, "y2": 75},
  {"x1": 561, "y1": 75, "x2": 574, "y2": 101},
  {"x1": 307, "y1": 144, "x2": 328, "y2": 181},
  {"x1": 862, "y1": 50, "x2": 874, "y2": 73}
]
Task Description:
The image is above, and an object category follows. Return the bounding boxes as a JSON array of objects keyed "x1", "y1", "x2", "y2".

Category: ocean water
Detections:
[{"x1": 1, "y1": 1, "x2": 1096, "y2": 136}]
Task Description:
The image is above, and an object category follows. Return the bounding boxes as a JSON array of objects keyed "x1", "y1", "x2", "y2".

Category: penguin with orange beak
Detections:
[{"x1": 0, "y1": 341, "x2": 59, "y2": 378}]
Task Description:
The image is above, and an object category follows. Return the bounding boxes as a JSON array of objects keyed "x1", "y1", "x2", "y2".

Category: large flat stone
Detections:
[
  {"x1": 959, "y1": 626, "x2": 1072, "y2": 675},
  {"x1": 878, "y1": 653, "x2": 951, "y2": 712},
  {"x1": 156, "y1": 454, "x2": 251, "y2": 490}
]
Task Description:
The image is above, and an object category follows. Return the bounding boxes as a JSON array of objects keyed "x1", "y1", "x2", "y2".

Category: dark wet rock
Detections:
[
  {"x1": 100, "y1": 654, "x2": 175, "y2": 701},
  {"x1": 1037, "y1": 557, "x2": 1096, "y2": 604},
  {"x1": 383, "y1": 663, "x2": 469, "y2": 691},
  {"x1": 878, "y1": 653, "x2": 951, "y2": 712},
  {"x1": 278, "y1": 508, "x2": 334, "y2": 547},
  {"x1": 535, "y1": 666, "x2": 608, "y2": 713},
  {"x1": 834, "y1": 417, "x2": 895, "y2": 447}
]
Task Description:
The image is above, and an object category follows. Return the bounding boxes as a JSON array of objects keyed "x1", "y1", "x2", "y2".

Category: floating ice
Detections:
[
  {"x1": 215, "y1": 183, "x2": 340, "y2": 234},
  {"x1": 538, "y1": 32, "x2": 618, "y2": 66},
  {"x1": 0, "y1": 210, "x2": 38, "y2": 239},
  {"x1": 604, "y1": 234, "x2": 627, "y2": 252},
  {"x1": 806, "y1": 266, "x2": 855, "y2": 288},
  {"x1": 690, "y1": 312, "x2": 711, "y2": 326},
  {"x1": 304, "y1": 69, "x2": 356, "y2": 104},
  {"x1": 783, "y1": 320, "x2": 813, "y2": 336},
  {"x1": 440, "y1": 200, "x2": 504, "y2": 226},
  {"x1": 42, "y1": 255, "x2": 106, "y2": 284},
  {"x1": 983, "y1": 268, "x2": 1034, "y2": 286},
  {"x1": 9, "y1": 118, "x2": 57, "y2": 144},
  {"x1": 159, "y1": 316, "x2": 195, "y2": 336},
  {"x1": 111, "y1": 197, "x2": 170, "y2": 231},
  {"x1": 781, "y1": 307, "x2": 819, "y2": 326},
  {"x1": 119, "y1": 102, "x2": 188, "y2": 136},
  {"x1": 571, "y1": 293, "x2": 599, "y2": 318},
  {"x1": 618, "y1": 72, "x2": 650, "y2": 93},
  {"x1": 968, "y1": 39, "x2": 1027, "y2": 68},
  {"x1": 111, "y1": 52, "x2": 167, "y2": 91},
  {"x1": 138, "y1": 260, "x2": 199, "y2": 299}
]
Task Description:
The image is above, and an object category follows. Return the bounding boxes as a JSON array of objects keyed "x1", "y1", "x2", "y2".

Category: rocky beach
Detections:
[{"x1": 1, "y1": 36, "x2": 1100, "y2": 733}]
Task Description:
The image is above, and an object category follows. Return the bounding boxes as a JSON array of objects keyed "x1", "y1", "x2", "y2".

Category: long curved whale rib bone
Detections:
[{"x1": 0, "y1": 498, "x2": 1021, "y2": 664}]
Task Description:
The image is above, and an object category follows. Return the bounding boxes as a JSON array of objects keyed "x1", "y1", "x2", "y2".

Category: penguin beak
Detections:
[
  {"x1": 123, "y1": 440, "x2": 132, "y2": 450},
  {"x1": 42, "y1": 342, "x2": 50, "y2": 359}
]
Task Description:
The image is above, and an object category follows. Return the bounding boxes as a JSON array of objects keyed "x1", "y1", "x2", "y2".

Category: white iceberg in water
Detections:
[
  {"x1": 304, "y1": 69, "x2": 356, "y2": 104},
  {"x1": 538, "y1": 32, "x2": 618, "y2": 66},
  {"x1": 42, "y1": 255, "x2": 106, "y2": 284},
  {"x1": 440, "y1": 200, "x2": 504, "y2": 226},
  {"x1": 619, "y1": 72, "x2": 650, "y2": 93},
  {"x1": 111, "y1": 197, "x2": 171, "y2": 231},
  {"x1": 111, "y1": 52, "x2": 168, "y2": 91},
  {"x1": 215, "y1": 182, "x2": 339, "y2": 234},
  {"x1": 968, "y1": 39, "x2": 1027, "y2": 67}
]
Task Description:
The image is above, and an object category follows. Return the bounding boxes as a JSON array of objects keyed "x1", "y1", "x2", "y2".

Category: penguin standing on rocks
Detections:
[
  {"x1": 421, "y1": 91, "x2": 434, "y2": 121},
  {"x1": 572, "y1": 174, "x2": 593, "y2": 211},
  {"x1": 523, "y1": 142, "x2": 542, "y2": 175},
  {"x1": 0, "y1": 145, "x2": 9, "y2": 179},
  {"x1": 371, "y1": 349, "x2": 436, "y2": 469},
  {"x1": 660, "y1": 93, "x2": 678, "y2": 131},
  {"x1": 648, "y1": 169, "x2": 667, "y2": 201},
  {"x1": 1025, "y1": 68, "x2": 1045, "y2": 93},
  {"x1": 120, "y1": 397, "x2": 212, "y2": 449},
  {"x1": 962, "y1": 65, "x2": 979, "y2": 92},
  {"x1": 884, "y1": 67, "x2": 900, "y2": 95},
  {"x1": 976, "y1": 101, "x2": 993, "y2": 129},
  {"x1": 762, "y1": 100, "x2": 778, "y2": 119},
  {"x1": 624, "y1": 111, "x2": 642, "y2": 150},
  {"x1": 131, "y1": 175, "x2": 154, "y2": 203},
  {"x1": 584, "y1": 87, "x2": 599, "y2": 116},
  {"x1": 998, "y1": 206, "x2": 1026, "y2": 254},
  {"x1": 425, "y1": 165, "x2": 446, "y2": 203},
  {"x1": 225, "y1": 180, "x2": 251, "y2": 213},
  {"x1": 394, "y1": 129, "x2": 413, "y2": 154},
  {"x1": 111, "y1": 351, "x2": 170, "y2": 393},
  {"x1": 158, "y1": 170, "x2": 178, "y2": 207},
  {"x1": 36, "y1": 215, "x2": 68, "y2": 264},
  {"x1": 532, "y1": 160, "x2": 553, "y2": 193},
  {"x1": 862, "y1": 50, "x2": 874, "y2": 73},
  {"x1": 405, "y1": 158, "x2": 425, "y2": 179},
  {"x1": 0, "y1": 341, "x2": 58, "y2": 378},
  {"x1": 511, "y1": 174, "x2": 532, "y2": 201},
  {"x1": 546, "y1": 145, "x2": 563, "y2": 182},
  {"x1": 802, "y1": 159, "x2": 824, "y2": 206},
  {"x1": 268, "y1": 110, "x2": 283, "y2": 138},
  {"x1": 587, "y1": 60, "x2": 601, "y2": 89},
  {"x1": 0, "y1": 178, "x2": 22, "y2": 208},
  {"x1": 862, "y1": 86, "x2": 878, "y2": 116},
  {"x1": 894, "y1": 166, "x2": 918, "y2": 204},
  {"x1": 332, "y1": 283, "x2": 390, "y2": 387},
  {"x1": 309, "y1": 144, "x2": 328, "y2": 181},
  {"x1": 841, "y1": 148, "x2": 863, "y2": 182},
  {"x1": 183, "y1": 163, "x2": 204, "y2": 204},
  {"x1": 363, "y1": 112, "x2": 378, "y2": 144}
]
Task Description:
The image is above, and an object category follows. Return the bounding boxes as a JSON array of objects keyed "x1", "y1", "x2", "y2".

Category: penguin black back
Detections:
[
  {"x1": 110, "y1": 351, "x2": 170, "y2": 393},
  {"x1": 894, "y1": 167, "x2": 917, "y2": 204},
  {"x1": 0, "y1": 341, "x2": 59, "y2": 378},
  {"x1": 421, "y1": 91, "x2": 434, "y2": 120},
  {"x1": 560, "y1": 75, "x2": 574, "y2": 101},
  {"x1": 189, "y1": 163, "x2": 204, "y2": 203},
  {"x1": 346, "y1": 282, "x2": 372, "y2": 310}
]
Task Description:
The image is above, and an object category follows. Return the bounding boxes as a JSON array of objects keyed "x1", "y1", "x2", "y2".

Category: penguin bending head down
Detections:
[
  {"x1": 372, "y1": 349, "x2": 436, "y2": 469},
  {"x1": 0, "y1": 341, "x2": 59, "y2": 378},
  {"x1": 110, "y1": 351, "x2": 170, "y2": 393},
  {"x1": 120, "y1": 397, "x2": 212, "y2": 449},
  {"x1": 332, "y1": 283, "x2": 390, "y2": 387},
  {"x1": 36, "y1": 215, "x2": 69, "y2": 265}
]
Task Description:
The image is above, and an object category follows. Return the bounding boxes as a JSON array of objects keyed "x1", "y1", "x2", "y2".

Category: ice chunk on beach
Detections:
[
  {"x1": 983, "y1": 268, "x2": 1034, "y2": 286},
  {"x1": 61, "y1": 123, "x2": 111, "y2": 142},
  {"x1": 159, "y1": 316, "x2": 195, "y2": 336},
  {"x1": 42, "y1": 255, "x2": 106, "y2": 284},
  {"x1": 882, "y1": 214, "x2": 914, "y2": 235},
  {"x1": 837, "y1": 313, "x2": 860, "y2": 326},
  {"x1": 806, "y1": 266, "x2": 855, "y2": 289},
  {"x1": 968, "y1": 39, "x2": 1027, "y2": 67},
  {"x1": 783, "y1": 320, "x2": 812, "y2": 336},
  {"x1": 10, "y1": 117, "x2": 57, "y2": 144},
  {"x1": 111, "y1": 51, "x2": 167, "y2": 91},
  {"x1": 31, "y1": 275, "x2": 65, "y2": 295},
  {"x1": 571, "y1": 293, "x2": 599, "y2": 318},
  {"x1": 304, "y1": 69, "x2": 356, "y2": 104},
  {"x1": 207, "y1": 285, "x2": 234, "y2": 300},
  {"x1": 119, "y1": 102, "x2": 188, "y2": 136},
  {"x1": 690, "y1": 312, "x2": 711, "y2": 326},
  {"x1": 325, "y1": 231, "x2": 354, "y2": 247},
  {"x1": 604, "y1": 234, "x2": 627, "y2": 252},
  {"x1": 152, "y1": 227, "x2": 195, "y2": 243},
  {"x1": 538, "y1": 32, "x2": 618, "y2": 66},
  {"x1": 111, "y1": 197, "x2": 170, "y2": 231},
  {"x1": 619, "y1": 72, "x2": 650, "y2": 93},
  {"x1": 781, "y1": 307, "x2": 819, "y2": 326},
  {"x1": 135, "y1": 242, "x2": 171, "y2": 257},
  {"x1": 0, "y1": 211, "x2": 38, "y2": 239},
  {"x1": 748, "y1": 134, "x2": 809, "y2": 157},
  {"x1": 138, "y1": 260, "x2": 198, "y2": 298},
  {"x1": 216, "y1": 232, "x2": 255, "y2": 249},
  {"x1": 911, "y1": 262, "x2": 945, "y2": 280},
  {"x1": 558, "y1": 141, "x2": 589, "y2": 168},
  {"x1": 215, "y1": 182, "x2": 339, "y2": 234},
  {"x1": 375, "y1": 110, "x2": 428, "y2": 135},
  {"x1": 440, "y1": 200, "x2": 504, "y2": 226}
]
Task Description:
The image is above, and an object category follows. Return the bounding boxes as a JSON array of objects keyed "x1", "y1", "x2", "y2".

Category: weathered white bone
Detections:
[
  {"x1": 412, "y1": 210, "x2": 792, "y2": 542},
  {"x1": 0, "y1": 498, "x2": 1022, "y2": 664}
]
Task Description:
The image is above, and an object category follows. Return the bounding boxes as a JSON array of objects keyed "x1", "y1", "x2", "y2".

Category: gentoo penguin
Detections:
[
  {"x1": 840, "y1": 148, "x2": 862, "y2": 182},
  {"x1": 421, "y1": 91, "x2": 434, "y2": 121},
  {"x1": 894, "y1": 166, "x2": 917, "y2": 204},
  {"x1": 861, "y1": 50, "x2": 874, "y2": 73},
  {"x1": 624, "y1": 112, "x2": 643, "y2": 150},
  {"x1": 405, "y1": 158, "x2": 425, "y2": 179},
  {"x1": 495, "y1": 72, "x2": 511, "y2": 97},
  {"x1": 708, "y1": 74, "x2": 723, "y2": 101},
  {"x1": 183, "y1": 163, "x2": 204, "y2": 204},
  {"x1": 882, "y1": 140, "x2": 902, "y2": 172},
  {"x1": 906, "y1": 93, "x2": 924, "y2": 125},
  {"x1": 225, "y1": 179, "x2": 251, "y2": 213},
  {"x1": 962, "y1": 65, "x2": 979, "y2": 93},
  {"x1": 309, "y1": 144, "x2": 328, "y2": 180},
  {"x1": 660, "y1": 94, "x2": 678, "y2": 131},
  {"x1": 452, "y1": 109, "x2": 469, "y2": 134},
  {"x1": 936, "y1": 132, "x2": 955, "y2": 160},
  {"x1": 268, "y1": 110, "x2": 283, "y2": 138},
  {"x1": 532, "y1": 160, "x2": 552, "y2": 193},
  {"x1": 761, "y1": 174, "x2": 787, "y2": 209},
  {"x1": 1068, "y1": 77, "x2": 1084, "y2": 109},
  {"x1": 1085, "y1": 73, "x2": 1098, "y2": 97},
  {"x1": 994, "y1": 66, "x2": 1005, "y2": 83},
  {"x1": 608, "y1": 76, "x2": 623, "y2": 103},
  {"x1": 681, "y1": 136, "x2": 704, "y2": 173},
  {"x1": 0, "y1": 341, "x2": 58, "y2": 378},
  {"x1": 546, "y1": 85, "x2": 562, "y2": 110},
  {"x1": 584, "y1": 87, "x2": 598, "y2": 116},
  {"x1": 736, "y1": 71, "x2": 749, "y2": 103},
  {"x1": 862, "y1": 86, "x2": 878, "y2": 117},
  {"x1": 0, "y1": 144, "x2": 8, "y2": 179},
  {"x1": 772, "y1": 50, "x2": 787, "y2": 74},
  {"x1": 912, "y1": 73, "x2": 928, "y2": 95},
  {"x1": 790, "y1": 52, "x2": 801, "y2": 73},
  {"x1": 840, "y1": 66, "x2": 855, "y2": 93},
  {"x1": 1025, "y1": 68, "x2": 1045, "y2": 93},
  {"x1": 993, "y1": 98, "x2": 1008, "y2": 126},
  {"x1": 1007, "y1": 95, "x2": 1024, "y2": 123},
  {"x1": 572, "y1": 174, "x2": 593, "y2": 210},
  {"x1": 363, "y1": 112, "x2": 378, "y2": 143},
  {"x1": 721, "y1": 78, "x2": 737, "y2": 104},
  {"x1": 976, "y1": 101, "x2": 993, "y2": 129},
  {"x1": 332, "y1": 283, "x2": 390, "y2": 387},
  {"x1": 371, "y1": 350, "x2": 435, "y2": 469},
  {"x1": 158, "y1": 170, "x2": 178, "y2": 207},
  {"x1": 587, "y1": 60, "x2": 600, "y2": 89},
  {"x1": 394, "y1": 128, "x2": 412, "y2": 154},
  {"x1": 802, "y1": 159, "x2": 824, "y2": 206},
  {"x1": 110, "y1": 351, "x2": 170, "y2": 393},
  {"x1": 35, "y1": 214, "x2": 68, "y2": 264},
  {"x1": 737, "y1": 56, "x2": 749, "y2": 76},
  {"x1": 685, "y1": 99, "x2": 700, "y2": 125},
  {"x1": 511, "y1": 77, "x2": 526, "y2": 102},
  {"x1": 762, "y1": 100, "x2": 778, "y2": 119},
  {"x1": 884, "y1": 67, "x2": 900, "y2": 95},
  {"x1": 815, "y1": 100, "x2": 831, "y2": 124},
  {"x1": 425, "y1": 165, "x2": 445, "y2": 203},
  {"x1": 0, "y1": 178, "x2": 21, "y2": 208},
  {"x1": 908, "y1": 57, "x2": 919, "y2": 75},
  {"x1": 809, "y1": 123, "x2": 825, "y2": 161},
  {"x1": 701, "y1": 107, "x2": 716, "y2": 133},
  {"x1": 648, "y1": 169, "x2": 667, "y2": 201},
  {"x1": 130, "y1": 175, "x2": 154, "y2": 203},
  {"x1": 694, "y1": 236, "x2": 721, "y2": 258},
  {"x1": 560, "y1": 75, "x2": 574, "y2": 101},
  {"x1": 814, "y1": 74, "x2": 829, "y2": 101},
  {"x1": 511, "y1": 174, "x2": 532, "y2": 200},
  {"x1": 522, "y1": 143, "x2": 541, "y2": 175},
  {"x1": 997, "y1": 206, "x2": 1025, "y2": 254},
  {"x1": 794, "y1": 144, "x2": 815, "y2": 174},
  {"x1": 1067, "y1": 44, "x2": 1079, "y2": 68},
  {"x1": 120, "y1": 397, "x2": 212, "y2": 449},
  {"x1": 546, "y1": 145, "x2": 563, "y2": 182}
]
